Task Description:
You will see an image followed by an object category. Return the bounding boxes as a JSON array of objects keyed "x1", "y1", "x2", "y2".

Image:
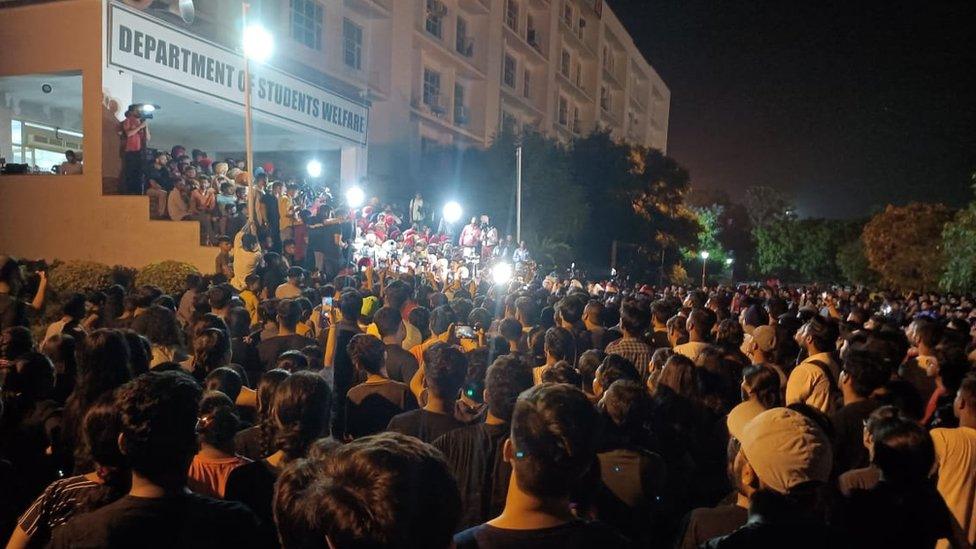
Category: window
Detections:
[
  {"x1": 572, "y1": 106, "x2": 581, "y2": 133},
  {"x1": 426, "y1": 0, "x2": 445, "y2": 38},
  {"x1": 562, "y1": 3, "x2": 573, "y2": 26},
  {"x1": 1, "y1": 72, "x2": 84, "y2": 176},
  {"x1": 454, "y1": 83, "x2": 467, "y2": 124},
  {"x1": 503, "y1": 54, "x2": 517, "y2": 88},
  {"x1": 526, "y1": 14, "x2": 537, "y2": 46},
  {"x1": 523, "y1": 69, "x2": 531, "y2": 98},
  {"x1": 456, "y1": 17, "x2": 472, "y2": 57},
  {"x1": 600, "y1": 86, "x2": 610, "y2": 111},
  {"x1": 290, "y1": 0, "x2": 323, "y2": 50},
  {"x1": 505, "y1": 0, "x2": 519, "y2": 31},
  {"x1": 343, "y1": 19, "x2": 363, "y2": 70},
  {"x1": 423, "y1": 68, "x2": 441, "y2": 107},
  {"x1": 560, "y1": 49, "x2": 570, "y2": 77},
  {"x1": 574, "y1": 60, "x2": 582, "y2": 87},
  {"x1": 558, "y1": 96, "x2": 568, "y2": 126}
]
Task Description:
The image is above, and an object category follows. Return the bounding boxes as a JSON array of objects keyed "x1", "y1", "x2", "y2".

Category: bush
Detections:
[
  {"x1": 47, "y1": 260, "x2": 114, "y2": 295},
  {"x1": 111, "y1": 265, "x2": 139, "y2": 290},
  {"x1": 135, "y1": 260, "x2": 200, "y2": 296}
]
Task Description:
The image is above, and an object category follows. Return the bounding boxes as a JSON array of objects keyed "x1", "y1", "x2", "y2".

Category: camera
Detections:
[{"x1": 128, "y1": 103, "x2": 158, "y2": 120}]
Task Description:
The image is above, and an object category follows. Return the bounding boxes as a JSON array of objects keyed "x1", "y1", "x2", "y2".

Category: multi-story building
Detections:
[{"x1": 184, "y1": 0, "x2": 671, "y2": 194}]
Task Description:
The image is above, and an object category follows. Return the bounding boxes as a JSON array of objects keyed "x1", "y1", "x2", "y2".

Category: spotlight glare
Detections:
[
  {"x1": 306, "y1": 160, "x2": 322, "y2": 178},
  {"x1": 700, "y1": 251, "x2": 710, "y2": 260},
  {"x1": 242, "y1": 24, "x2": 274, "y2": 62},
  {"x1": 443, "y1": 201, "x2": 463, "y2": 224},
  {"x1": 345, "y1": 186, "x2": 365, "y2": 208},
  {"x1": 492, "y1": 262, "x2": 514, "y2": 285}
]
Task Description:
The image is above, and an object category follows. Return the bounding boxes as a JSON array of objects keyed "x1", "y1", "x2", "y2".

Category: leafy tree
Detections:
[
  {"x1": 754, "y1": 217, "x2": 860, "y2": 282},
  {"x1": 835, "y1": 239, "x2": 879, "y2": 286},
  {"x1": 940, "y1": 185, "x2": 976, "y2": 292},
  {"x1": 862, "y1": 203, "x2": 952, "y2": 291},
  {"x1": 744, "y1": 185, "x2": 793, "y2": 229}
]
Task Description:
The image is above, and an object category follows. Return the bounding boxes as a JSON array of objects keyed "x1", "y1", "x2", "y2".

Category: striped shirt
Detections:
[
  {"x1": 605, "y1": 337, "x2": 655, "y2": 380},
  {"x1": 18, "y1": 474, "x2": 100, "y2": 541}
]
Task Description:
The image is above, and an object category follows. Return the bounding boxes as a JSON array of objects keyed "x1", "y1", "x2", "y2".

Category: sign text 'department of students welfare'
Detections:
[{"x1": 107, "y1": 2, "x2": 368, "y2": 146}]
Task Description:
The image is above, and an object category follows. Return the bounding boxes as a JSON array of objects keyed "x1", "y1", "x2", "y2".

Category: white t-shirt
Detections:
[
  {"x1": 931, "y1": 426, "x2": 976, "y2": 548},
  {"x1": 673, "y1": 341, "x2": 711, "y2": 365}
]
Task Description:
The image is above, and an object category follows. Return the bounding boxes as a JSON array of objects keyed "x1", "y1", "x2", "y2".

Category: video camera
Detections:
[{"x1": 128, "y1": 103, "x2": 159, "y2": 120}]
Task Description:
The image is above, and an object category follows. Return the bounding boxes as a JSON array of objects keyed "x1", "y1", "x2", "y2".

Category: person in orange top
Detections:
[{"x1": 187, "y1": 392, "x2": 250, "y2": 499}]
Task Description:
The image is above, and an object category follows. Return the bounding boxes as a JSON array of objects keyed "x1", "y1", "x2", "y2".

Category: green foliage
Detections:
[
  {"x1": 835, "y1": 239, "x2": 879, "y2": 286},
  {"x1": 862, "y1": 203, "x2": 951, "y2": 291},
  {"x1": 47, "y1": 260, "x2": 114, "y2": 295},
  {"x1": 754, "y1": 218, "x2": 860, "y2": 282},
  {"x1": 940, "y1": 201, "x2": 976, "y2": 292},
  {"x1": 134, "y1": 260, "x2": 200, "y2": 295},
  {"x1": 744, "y1": 185, "x2": 793, "y2": 228}
]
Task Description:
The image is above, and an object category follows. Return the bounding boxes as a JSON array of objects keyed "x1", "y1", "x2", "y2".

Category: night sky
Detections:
[{"x1": 608, "y1": 0, "x2": 976, "y2": 218}]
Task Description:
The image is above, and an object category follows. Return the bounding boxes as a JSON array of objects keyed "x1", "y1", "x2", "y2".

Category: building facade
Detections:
[{"x1": 183, "y1": 0, "x2": 670, "y2": 194}]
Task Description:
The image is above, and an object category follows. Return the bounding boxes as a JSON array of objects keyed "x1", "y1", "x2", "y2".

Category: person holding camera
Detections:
[
  {"x1": 0, "y1": 257, "x2": 47, "y2": 333},
  {"x1": 121, "y1": 105, "x2": 150, "y2": 195}
]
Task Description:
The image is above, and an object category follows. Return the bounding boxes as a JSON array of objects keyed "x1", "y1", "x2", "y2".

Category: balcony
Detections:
[
  {"x1": 344, "y1": 0, "x2": 391, "y2": 18},
  {"x1": 458, "y1": 0, "x2": 490, "y2": 14},
  {"x1": 411, "y1": 94, "x2": 485, "y2": 142},
  {"x1": 503, "y1": 23, "x2": 547, "y2": 64},
  {"x1": 559, "y1": 18, "x2": 595, "y2": 58},
  {"x1": 415, "y1": 25, "x2": 486, "y2": 80},
  {"x1": 602, "y1": 65, "x2": 623, "y2": 90},
  {"x1": 630, "y1": 91, "x2": 647, "y2": 111},
  {"x1": 556, "y1": 70, "x2": 592, "y2": 103}
]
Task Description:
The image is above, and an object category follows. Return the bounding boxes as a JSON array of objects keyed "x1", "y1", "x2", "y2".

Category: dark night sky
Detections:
[{"x1": 608, "y1": 0, "x2": 976, "y2": 218}]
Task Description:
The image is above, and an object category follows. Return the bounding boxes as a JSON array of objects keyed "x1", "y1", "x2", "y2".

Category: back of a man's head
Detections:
[
  {"x1": 208, "y1": 283, "x2": 233, "y2": 310},
  {"x1": 509, "y1": 383, "x2": 599, "y2": 499},
  {"x1": 555, "y1": 295, "x2": 584, "y2": 325},
  {"x1": 277, "y1": 299, "x2": 302, "y2": 331},
  {"x1": 543, "y1": 326, "x2": 574, "y2": 361},
  {"x1": 347, "y1": 334, "x2": 385, "y2": 375},
  {"x1": 383, "y1": 280, "x2": 412, "y2": 311},
  {"x1": 373, "y1": 306, "x2": 402, "y2": 339},
  {"x1": 116, "y1": 370, "x2": 202, "y2": 484},
  {"x1": 499, "y1": 317, "x2": 522, "y2": 342},
  {"x1": 274, "y1": 432, "x2": 460, "y2": 549},
  {"x1": 620, "y1": 302, "x2": 650, "y2": 337},
  {"x1": 804, "y1": 315, "x2": 838, "y2": 353},
  {"x1": 842, "y1": 349, "x2": 890, "y2": 398},
  {"x1": 429, "y1": 305, "x2": 457, "y2": 337},
  {"x1": 424, "y1": 343, "x2": 468, "y2": 401},
  {"x1": 485, "y1": 355, "x2": 534, "y2": 422},
  {"x1": 338, "y1": 289, "x2": 364, "y2": 323}
]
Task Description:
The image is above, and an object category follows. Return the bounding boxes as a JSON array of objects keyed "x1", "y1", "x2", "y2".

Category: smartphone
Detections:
[
  {"x1": 320, "y1": 296, "x2": 333, "y2": 323},
  {"x1": 322, "y1": 296, "x2": 333, "y2": 308},
  {"x1": 455, "y1": 325, "x2": 476, "y2": 339}
]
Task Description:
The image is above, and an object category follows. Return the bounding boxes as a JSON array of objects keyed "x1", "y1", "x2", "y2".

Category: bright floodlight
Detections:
[
  {"x1": 243, "y1": 24, "x2": 274, "y2": 62},
  {"x1": 306, "y1": 160, "x2": 322, "y2": 178},
  {"x1": 701, "y1": 251, "x2": 710, "y2": 260},
  {"x1": 345, "y1": 186, "x2": 365, "y2": 208},
  {"x1": 443, "y1": 201, "x2": 463, "y2": 224},
  {"x1": 141, "y1": 104, "x2": 156, "y2": 113},
  {"x1": 725, "y1": 258, "x2": 734, "y2": 266},
  {"x1": 492, "y1": 262, "x2": 514, "y2": 285}
]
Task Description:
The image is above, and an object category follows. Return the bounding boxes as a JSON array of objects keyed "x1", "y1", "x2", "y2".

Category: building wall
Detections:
[{"x1": 0, "y1": 0, "x2": 216, "y2": 272}]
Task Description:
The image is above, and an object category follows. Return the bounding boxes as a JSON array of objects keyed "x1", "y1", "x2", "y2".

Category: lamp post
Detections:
[
  {"x1": 725, "y1": 257, "x2": 734, "y2": 282},
  {"x1": 700, "y1": 250, "x2": 709, "y2": 287},
  {"x1": 515, "y1": 146, "x2": 522, "y2": 243},
  {"x1": 241, "y1": 4, "x2": 273, "y2": 229}
]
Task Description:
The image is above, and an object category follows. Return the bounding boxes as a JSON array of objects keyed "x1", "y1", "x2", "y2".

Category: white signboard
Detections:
[{"x1": 107, "y1": 2, "x2": 368, "y2": 145}]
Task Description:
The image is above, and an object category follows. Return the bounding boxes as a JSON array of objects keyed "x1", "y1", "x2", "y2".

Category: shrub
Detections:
[
  {"x1": 47, "y1": 260, "x2": 114, "y2": 295},
  {"x1": 135, "y1": 260, "x2": 200, "y2": 296}
]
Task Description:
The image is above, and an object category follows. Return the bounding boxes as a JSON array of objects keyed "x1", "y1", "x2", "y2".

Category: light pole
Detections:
[
  {"x1": 241, "y1": 5, "x2": 273, "y2": 230},
  {"x1": 515, "y1": 146, "x2": 522, "y2": 243},
  {"x1": 725, "y1": 257, "x2": 734, "y2": 282},
  {"x1": 700, "y1": 250, "x2": 709, "y2": 287}
]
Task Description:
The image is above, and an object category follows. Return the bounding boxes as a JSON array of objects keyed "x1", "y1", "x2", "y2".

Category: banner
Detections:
[{"x1": 107, "y1": 2, "x2": 368, "y2": 145}]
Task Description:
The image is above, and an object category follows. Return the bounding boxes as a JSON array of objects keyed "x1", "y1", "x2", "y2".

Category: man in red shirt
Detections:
[{"x1": 121, "y1": 105, "x2": 149, "y2": 195}]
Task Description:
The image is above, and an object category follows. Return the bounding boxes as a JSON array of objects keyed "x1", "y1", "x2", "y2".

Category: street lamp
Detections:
[
  {"x1": 726, "y1": 257, "x2": 734, "y2": 282},
  {"x1": 306, "y1": 160, "x2": 322, "y2": 178},
  {"x1": 241, "y1": 5, "x2": 274, "y2": 230},
  {"x1": 700, "y1": 251, "x2": 709, "y2": 287},
  {"x1": 345, "y1": 186, "x2": 365, "y2": 208},
  {"x1": 443, "y1": 201, "x2": 463, "y2": 224}
]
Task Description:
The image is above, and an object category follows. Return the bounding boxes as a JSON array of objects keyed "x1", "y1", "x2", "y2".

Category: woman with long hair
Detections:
[
  {"x1": 233, "y1": 369, "x2": 291, "y2": 461},
  {"x1": 187, "y1": 392, "x2": 249, "y2": 498}
]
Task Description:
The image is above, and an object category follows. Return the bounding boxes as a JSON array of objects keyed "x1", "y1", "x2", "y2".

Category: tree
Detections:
[
  {"x1": 835, "y1": 239, "x2": 879, "y2": 286},
  {"x1": 744, "y1": 185, "x2": 793, "y2": 229},
  {"x1": 754, "y1": 217, "x2": 860, "y2": 282},
  {"x1": 940, "y1": 183, "x2": 976, "y2": 292},
  {"x1": 862, "y1": 203, "x2": 952, "y2": 291}
]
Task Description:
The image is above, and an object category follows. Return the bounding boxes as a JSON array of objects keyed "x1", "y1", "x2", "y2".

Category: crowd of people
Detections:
[{"x1": 2, "y1": 243, "x2": 976, "y2": 548}]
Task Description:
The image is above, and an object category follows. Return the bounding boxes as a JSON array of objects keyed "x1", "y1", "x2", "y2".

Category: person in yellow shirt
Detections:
[
  {"x1": 931, "y1": 373, "x2": 976, "y2": 549},
  {"x1": 238, "y1": 274, "x2": 262, "y2": 328},
  {"x1": 278, "y1": 183, "x2": 300, "y2": 243}
]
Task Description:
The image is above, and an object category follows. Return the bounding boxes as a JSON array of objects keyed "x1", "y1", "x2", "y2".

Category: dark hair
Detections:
[
  {"x1": 842, "y1": 349, "x2": 890, "y2": 398},
  {"x1": 596, "y1": 354, "x2": 640, "y2": 394},
  {"x1": 273, "y1": 432, "x2": 460, "y2": 549},
  {"x1": 348, "y1": 334, "x2": 386, "y2": 376},
  {"x1": 650, "y1": 300, "x2": 672, "y2": 326},
  {"x1": 543, "y1": 327, "x2": 575, "y2": 362},
  {"x1": 273, "y1": 371, "x2": 333, "y2": 462},
  {"x1": 872, "y1": 418, "x2": 935, "y2": 485},
  {"x1": 139, "y1": 305, "x2": 184, "y2": 348},
  {"x1": 277, "y1": 299, "x2": 303, "y2": 331},
  {"x1": 687, "y1": 308, "x2": 712, "y2": 337},
  {"x1": 1, "y1": 326, "x2": 34, "y2": 360},
  {"x1": 116, "y1": 371, "x2": 202, "y2": 482},
  {"x1": 656, "y1": 354, "x2": 698, "y2": 399},
  {"x1": 207, "y1": 284, "x2": 234, "y2": 310},
  {"x1": 912, "y1": 317, "x2": 942, "y2": 348},
  {"x1": 715, "y1": 319, "x2": 745, "y2": 350},
  {"x1": 804, "y1": 315, "x2": 838, "y2": 353},
  {"x1": 197, "y1": 391, "x2": 240, "y2": 453},
  {"x1": 131, "y1": 285, "x2": 160, "y2": 309},
  {"x1": 254, "y1": 369, "x2": 290, "y2": 456},
  {"x1": 276, "y1": 350, "x2": 310, "y2": 373},
  {"x1": 42, "y1": 332, "x2": 78, "y2": 402},
  {"x1": 338, "y1": 289, "x2": 363, "y2": 323},
  {"x1": 62, "y1": 292, "x2": 87, "y2": 319},
  {"x1": 204, "y1": 367, "x2": 243, "y2": 403},
  {"x1": 500, "y1": 318, "x2": 522, "y2": 341},
  {"x1": 555, "y1": 295, "x2": 585, "y2": 325},
  {"x1": 514, "y1": 296, "x2": 536, "y2": 324},
  {"x1": 4, "y1": 352, "x2": 55, "y2": 401},
  {"x1": 301, "y1": 346, "x2": 324, "y2": 371},
  {"x1": 373, "y1": 306, "x2": 402, "y2": 338},
  {"x1": 601, "y1": 379, "x2": 654, "y2": 445},
  {"x1": 578, "y1": 349, "x2": 604, "y2": 393},
  {"x1": 468, "y1": 307, "x2": 492, "y2": 331},
  {"x1": 75, "y1": 395, "x2": 130, "y2": 513},
  {"x1": 430, "y1": 305, "x2": 457, "y2": 337},
  {"x1": 510, "y1": 384, "x2": 599, "y2": 498},
  {"x1": 227, "y1": 307, "x2": 252, "y2": 338},
  {"x1": 541, "y1": 360, "x2": 582, "y2": 387},
  {"x1": 409, "y1": 306, "x2": 431, "y2": 341},
  {"x1": 383, "y1": 280, "x2": 412, "y2": 310},
  {"x1": 485, "y1": 355, "x2": 533, "y2": 422},
  {"x1": 120, "y1": 330, "x2": 151, "y2": 377},
  {"x1": 620, "y1": 302, "x2": 651, "y2": 336},
  {"x1": 423, "y1": 343, "x2": 468, "y2": 400},
  {"x1": 742, "y1": 364, "x2": 783, "y2": 408},
  {"x1": 192, "y1": 328, "x2": 231, "y2": 377}
]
